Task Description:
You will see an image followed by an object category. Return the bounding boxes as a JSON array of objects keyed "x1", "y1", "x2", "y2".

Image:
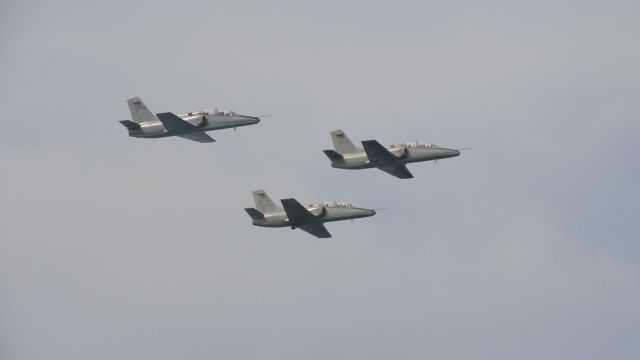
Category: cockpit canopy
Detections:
[
  {"x1": 204, "y1": 109, "x2": 236, "y2": 116},
  {"x1": 311, "y1": 201, "x2": 353, "y2": 208},
  {"x1": 390, "y1": 141, "x2": 437, "y2": 149},
  {"x1": 405, "y1": 141, "x2": 437, "y2": 148}
]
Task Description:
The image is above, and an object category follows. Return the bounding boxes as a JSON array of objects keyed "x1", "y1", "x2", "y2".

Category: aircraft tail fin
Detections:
[
  {"x1": 119, "y1": 120, "x2": 141, "y2": 130},
  {"x1": 244, "y1": 208, "x2": 264, "y2": 220},
  {"x1": 323, "y1": 149, "x2": 344, "y2": 162},
  {"x1": 127, "y1": 97, "x2": 156, "y2": 123},
  {"x1": 252, "y1": 189, "x2": 278, "y2": 213},
  {"x1": 331, "y1": 129, "x2": 358, "y2": 154}
]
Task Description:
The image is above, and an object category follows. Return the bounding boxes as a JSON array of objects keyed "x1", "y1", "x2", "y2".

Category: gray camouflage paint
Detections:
[
  {"x1": 246, "y1": 189, "x2": 376, "y2": 237},
  {"x1": 123, "y1": 97, "x2": 260, "y2": 139},
  {"x1": 332, "y1": 144, "x2": 460, "y2": 170}
]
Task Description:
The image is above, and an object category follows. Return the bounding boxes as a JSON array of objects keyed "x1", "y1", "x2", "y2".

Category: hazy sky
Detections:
[{"x1": 1, "y1": 1, "x2": 639, "y2": 359}]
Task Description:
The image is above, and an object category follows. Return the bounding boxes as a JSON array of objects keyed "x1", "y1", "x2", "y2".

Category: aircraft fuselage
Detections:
[
  {"x1": 331, "y1": 146, "x2": 460, "y2": 170},
  {"x1": 127, "y1": 113, "x2": 260, "y2": 138},
  {"x1": 252, "y1": 205, "x2": 375, "y2": 228}
]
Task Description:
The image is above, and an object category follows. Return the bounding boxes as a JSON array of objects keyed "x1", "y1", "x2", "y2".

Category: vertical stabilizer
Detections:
[
  {"x1": 127, "y1": 97, "x2": 157, "y2": 123},
  {"x1": 252, "y1": 189, "x2": 278, "y2": 213},
  {"x1": 331, "y1": 129, "x2": 358, "y2": 154}
]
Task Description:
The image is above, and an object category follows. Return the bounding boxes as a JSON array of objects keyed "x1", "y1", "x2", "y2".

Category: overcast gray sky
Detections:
[{"x1": 1, "y1": 0, "x2": 639, "y2": 359}]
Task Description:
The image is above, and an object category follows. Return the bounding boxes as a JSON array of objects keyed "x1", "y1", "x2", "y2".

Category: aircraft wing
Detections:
[
  {"x1": 281, "y1": 198, "x2": 317, "y2": 224},
  {"x1": 156, "y1": 112, "x2": 214, "y2": 142},
  {"x1": 361, "y1": 140, "x2": 397, "y2": 164},
  {"x1": 299, "y1": 223, "x2": 332, "y2": 238},
  {"x1": 178, "y1": 131, "x2": 215, "y2": 143},
  {"x1": 156, "y1": 112, "x2": 197, "y2": 133},
  {"x1": 379, "y1": 164, "x2": 414, "y2": 179}
]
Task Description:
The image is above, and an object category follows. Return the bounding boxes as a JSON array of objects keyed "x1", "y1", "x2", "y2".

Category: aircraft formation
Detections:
[{"x1": 119, "y1": 97, "x2": 463, "y2": 238}]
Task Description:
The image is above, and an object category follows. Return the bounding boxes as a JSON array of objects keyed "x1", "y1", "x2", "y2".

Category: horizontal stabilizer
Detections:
[
  {"x1": 119, "y1": 120, "x2": 141, "y2": 130},
  {"x1": 244, "y1": 208, "x2": 264, "y2": 219},
  {"x1": 323, "y1": 149, "x2": 344, "y2": 162}
]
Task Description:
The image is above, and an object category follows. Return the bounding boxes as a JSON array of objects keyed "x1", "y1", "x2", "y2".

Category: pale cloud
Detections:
[{"x1": 1, "y1": 1, "x2": 639, "y2": 359}]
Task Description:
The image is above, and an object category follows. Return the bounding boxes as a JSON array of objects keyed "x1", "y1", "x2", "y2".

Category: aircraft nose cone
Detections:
[
  {"x1": 253, "y1": 116, "x2": 261, "y2": 124},
  {"x1": 444, "y1": 149, "x2": 460, "y2": 158},
  {"x1": 367, "y1": 209, "x2": 376, "y2": 217}
]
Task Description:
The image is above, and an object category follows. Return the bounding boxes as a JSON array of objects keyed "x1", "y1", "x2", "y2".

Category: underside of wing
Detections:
[
  {"x1": 299, "y1": 223, "x2": 332, "y2": 238},
  {"x1": 156, "y1": 112, "x2": 197, "y2": 133},
  {"x1": 178, "y1": 131, "x2": 215, "y2": 143},
  {"x1": 361, "y1": 140, "x2": 397, "y2": 164},
  {"x1": 281, "y1": 198, "x2": 317, "y2": 224},
  {"x1": 379, "y1": 164, "x2": 414, "y2": 179}
]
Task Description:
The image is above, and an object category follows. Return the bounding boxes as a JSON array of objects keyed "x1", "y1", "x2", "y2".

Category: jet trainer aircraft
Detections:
[
  {"x1": 244, "y1": 189, "x2": 376, "y2": 238},
  {"x1": 323, "y1": 130, "x2": 461, "y2": 179},
  {"x1": 119, "y1": 97, "x2": 260, "y2": 143}
]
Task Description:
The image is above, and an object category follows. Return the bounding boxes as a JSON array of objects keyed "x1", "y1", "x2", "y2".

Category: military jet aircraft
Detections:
[
  {"x1": 244, "y1": 189, "x2": 376, "y2": 238},
  {"x1": 323, "y1": 130, "x2": 461, "y2": 179},
  {"x1": 119, "y1": 97, "x2": 260, "y2": 143}
]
